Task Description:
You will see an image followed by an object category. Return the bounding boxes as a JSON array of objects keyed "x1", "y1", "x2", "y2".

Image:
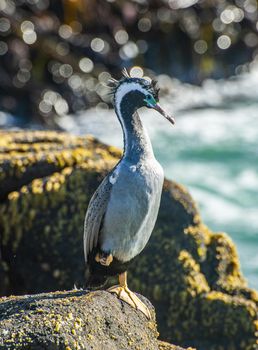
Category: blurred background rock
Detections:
[{"x1": 0, "y1": 0, "x2": 258, "y2": 125}]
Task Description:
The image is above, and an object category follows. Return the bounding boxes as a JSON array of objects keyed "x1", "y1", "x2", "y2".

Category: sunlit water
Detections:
[{"x1": 2, "y1": 66, "x2": 258, "y2": 289}]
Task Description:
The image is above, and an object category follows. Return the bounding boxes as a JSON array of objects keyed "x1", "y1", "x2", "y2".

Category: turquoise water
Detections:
[
  {"x1": 154, "y1": 107, "x2": 258, "y2": 290},
  {"x1": 62, "y1": 66, "x2": 258, "y2": 289}
]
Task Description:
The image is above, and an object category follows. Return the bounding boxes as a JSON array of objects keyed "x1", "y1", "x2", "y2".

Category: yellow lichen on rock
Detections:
[
  {"x1": 0, "y1": 130, "x2": 257, "y2": 350},
  {"x1": 0, "y1": 290, "x2": 167, "y2": 350}
]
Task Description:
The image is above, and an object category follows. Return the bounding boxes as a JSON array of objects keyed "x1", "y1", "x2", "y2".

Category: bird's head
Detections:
[{"x1": 110, "y1": 69, "x2": 175, "y2": 125}]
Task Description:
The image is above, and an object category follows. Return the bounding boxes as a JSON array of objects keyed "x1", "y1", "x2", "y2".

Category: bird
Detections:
[{"x1": 84, "y1": 68, "x2": 175, "y2": 319}]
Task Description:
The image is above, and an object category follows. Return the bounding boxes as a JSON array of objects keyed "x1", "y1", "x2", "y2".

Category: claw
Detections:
[
  {"x1": 108, "y1": 272, "x2": 151, "y2": 319},
  {"x1": 95, "y1": 253, "x2": 113, "y2": 266}
]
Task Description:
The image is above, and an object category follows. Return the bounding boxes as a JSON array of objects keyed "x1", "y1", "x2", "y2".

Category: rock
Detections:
[
  {"x1": 0, "y1": 130, "x2": 257, "y2": 350},
  {"x1": 0, "y1": 289, "x2": 189, "y2": 350}
]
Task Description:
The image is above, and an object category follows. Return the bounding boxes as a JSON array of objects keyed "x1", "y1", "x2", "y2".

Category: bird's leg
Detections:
[
  {"x1": 108, "y1": 271, "x2": 151, "y2": 319},
  {"x1": 95, "y1": 252, "x2": 113, "y2": 266}
]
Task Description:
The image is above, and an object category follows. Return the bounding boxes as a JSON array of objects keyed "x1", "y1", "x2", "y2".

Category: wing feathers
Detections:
[{"x1": 84, "y1": 176, "x2": 112, "y2": 262}]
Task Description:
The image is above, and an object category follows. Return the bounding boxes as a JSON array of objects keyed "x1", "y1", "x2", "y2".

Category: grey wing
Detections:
[{"x1": 84, "y1": 175, "x2": 113, "y2": 262}]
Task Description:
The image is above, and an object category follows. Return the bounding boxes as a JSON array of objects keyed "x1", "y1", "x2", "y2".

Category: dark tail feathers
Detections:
[{"x1": 85, "y1": 270, "x2": 109, "y2": 290}]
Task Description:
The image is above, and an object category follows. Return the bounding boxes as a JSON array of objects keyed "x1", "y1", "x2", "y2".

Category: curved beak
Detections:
[{"x1": 153, "y1": 103, "x2": 175, "y2": 125}]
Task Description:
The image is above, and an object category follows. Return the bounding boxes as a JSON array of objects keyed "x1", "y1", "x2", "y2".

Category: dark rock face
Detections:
[
  {"x1": 0, "y1": 289, "x2": 186, "y2": 350},
  {"x1": 0, "y1": 131, "x2": 257, "y2": 350}
]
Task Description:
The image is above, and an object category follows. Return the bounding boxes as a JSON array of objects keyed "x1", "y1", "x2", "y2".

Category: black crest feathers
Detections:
[
  {"x1": 122, "y1": 67, "x2": 130, "y2": 78},
  {"x1": 108, "y1": 68, "x2": 160, "y2": 101},
  {"x1": 150, "y1": 79, "x2": 160, "y2": 100}
]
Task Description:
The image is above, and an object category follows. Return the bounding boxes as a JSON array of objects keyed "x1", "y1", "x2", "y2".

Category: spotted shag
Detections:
[{"x1": 84, "y1": 69, "x2": 175, "y2": 318}]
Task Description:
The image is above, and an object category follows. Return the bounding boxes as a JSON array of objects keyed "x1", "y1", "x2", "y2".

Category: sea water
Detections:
[{"x1": 60, "y1": 66, "x2": 258, "y2": 289}]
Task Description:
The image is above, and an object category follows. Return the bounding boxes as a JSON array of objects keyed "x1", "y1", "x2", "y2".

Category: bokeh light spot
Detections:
[
  {"x1": 85, "y1": 77, "x2": 97, "y2": 91},
  {"x1": 79, "y1": 57, "x2": 94, "y2": 73},
  {"x1": 19, "y1": 58, "x2": 32, "y2": 70},
  {"x1": 232, "y1": 7, "x2": 244, "y2": 22},
  {"x1": 119, "y1": 41, "x2": 139, "y2": 59},
  {"x1": 194, "y1": 40, "x2": 208, "y2": 54},
  {"x1": 244, "y1": 0, "x2": 257, "y2": 14},
  {"x1": 157, "y1": 8, "x2": 171, "y2": 22},
  {"x1": 0, "y1": 17, "x2": 10, "y2": 33},
  {"x1": 244, "y1": 33, "x2": 258, "y2": 47},
  {"x1": 59, "y1": 64, "x2": 73, "y2": 78},
  {"x1": 21, "y1": 20, "x2": 34, "y2": 32},
  {"x1": 39, "y1": 100, "x2": 52, "y2": 114},
  {"x1": 98, "y1": 71, "x2": 111, "y2": 83},
  {"x1": 212, "y1": 18, "x2": 226, "y2": 32},
  {"x1": 130, "y1": 66, "x2": 144, "y2": 78},
  {"x1": 68, "y1": 75, "x2": 82, "y2": 90},
  {"x1": 43, "y1": 90, "x2": 58, "y2": 105},
  {"x1": 54, "y1": 98, "x2": 69, "y2": 115},
  {"x1": 17, "y1": 69, "x2": 31, "y2": 83},
  {"x1": 0, "y1": 41, "x2": 8, "y2": 55},
  {"x1": 91, "y1": 37, "x2": 105, "y2": 53},
  {"x1": 0, "y1": 2, "x2": 6, "y2": 11},
  {"x1": 169, "y1": 0, "x2": 198, "y2": 10},
  {"x1": 114, "y1": 29, "x2": 129, "y2": 45},
  {"x1": 138, "y1": 18, "x2": 152, "y2": 32},
  {"x1": 1, "y1": 0, "x2": 15, "y2": 15},
  {"x1": 59, "y1": 24, "x2": 72, "y2": 39},
  {"x1": 22, "y1": 30, "x2": 37, "y2": 45},
  {"x1": 217, "y1": 35, "x2": 231, "y2": 49},
  {"x1": 21, "y1": 20, "x2": 37, "y2": 44},
  {"x1": 220, "y1": 9, "x2": 234, "y2": 24}
]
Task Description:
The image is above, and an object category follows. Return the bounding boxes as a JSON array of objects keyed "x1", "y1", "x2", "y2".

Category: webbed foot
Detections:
[{"x1": 108, "y1": 272, "x2": 151, "y2": 319}]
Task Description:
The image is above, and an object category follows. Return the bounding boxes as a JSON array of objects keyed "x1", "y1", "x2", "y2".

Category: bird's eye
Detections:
[{"x1": 144, "y1": 93, "x2": 156, "y2": 107}]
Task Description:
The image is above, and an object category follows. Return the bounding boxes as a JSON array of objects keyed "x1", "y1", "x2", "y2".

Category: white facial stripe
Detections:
[{"x1": 114, "y1": 81, "x2": 149, "y2": 156}]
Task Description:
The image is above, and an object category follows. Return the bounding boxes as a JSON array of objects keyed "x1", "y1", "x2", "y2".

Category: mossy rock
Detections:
[
  {"x1": 0, "y1": 289, "x2": 190, "y2": 350},
  {"x1": 130, "y1": 182, "x2": 258, "y2": 349},
  {"x1": 0, "y1": 131, "x2": 257, "y2": 350}
]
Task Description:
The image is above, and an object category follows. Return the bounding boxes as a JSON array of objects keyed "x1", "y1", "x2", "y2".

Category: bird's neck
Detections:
[{"x1": 115, "y1": 102, "x2": 154, "y2": 162}]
